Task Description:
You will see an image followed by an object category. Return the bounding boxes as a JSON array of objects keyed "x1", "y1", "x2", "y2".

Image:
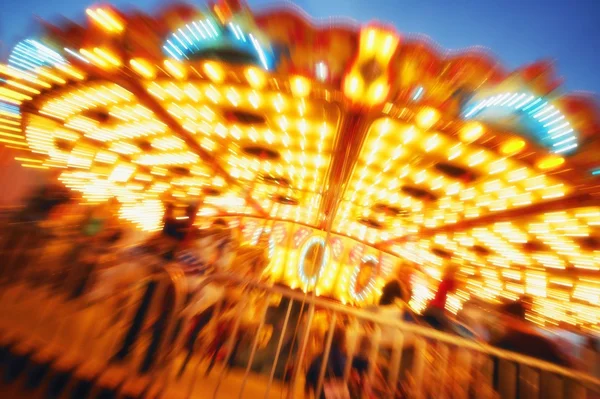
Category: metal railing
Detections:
[
  {"x1": 0, "y1": 223, "x2": 599, "y2": 399},
  {"x1": 187, "y1": 274, "x2": 600, "y2": 399}
]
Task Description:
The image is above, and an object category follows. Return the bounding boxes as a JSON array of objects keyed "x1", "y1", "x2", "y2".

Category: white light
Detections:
[
  {"x1": 491, "y1": 93, "x2": 510, "y2": 105},
  {"x1": 199, "y1": 20, "x2": 213, "y2": 38},
  {"x1": 499, "y1": 93, "x2": 518, "y2": 106},
  {"x1": 228, "y1": 23, "x2": 241, "y2": 40},
  {"x1": 192, "y1": 22, "x2": 207, "y2": 39},
  {"x1": 538, "y1": 110, "x2": 560, "y2": 122},
  {"x1": 178, "y1": 28, "x2": 194, "y2": 47},
  {"x1": 507, "y1": 93, "x2": 526, "y2": 107},
  {"x1": 412, "y1": 86, "x2": 424, "y2": 101},
  {"x1": 553, "y1": 136, "x2": 576, "y2": 147},
  {"x1": 64, "y1": 48, "x2": 90, "y2": 63},
  {"x1": 555, "y1": 143, "x2": 578, "y2": 153},
  {"x1": 249, "y1": 34, "x2": 269, "y2": 70},
  {"x1": 533, "y1": 105, "x2": 555, "y2": 118},
  {"x1": 515, "y1": 95, "x2": 535, "y2": 109},
  {"x1": 551, "y1": 128, "x2": 574, "y2": 140},
  {"x1": 548, "y1": 122, "x2": 570, "y2": 134},
  {"x1": 206, "y1": 19, "x2": 219, "y2": 36},
  {"x1": 186, "y1": 24, "x2": 201, "y2": 42},
  {"x1": 163, "y1": 45, "x2": 180, "y2": 60},
  {"x1": 522, "y1": 98, "x2": 542, "y2": 111},
  {"x1": 543, "y1": 116, "x2": 565, "y2": 127},
  {"x1": 166, "y1": 39, "x2": 185, "y2": 57},
  {"x1": 234, "y1": 24, "x2": 246, "y2": 42},
  {"x1": 528, "y1": 101, "x2": 548, "y2": 114},
  {"x1": 315, "y1": 61, "x2": 328, "y2": 82},
  {"x1": 172, "y1": 33, "x2": 189, "y2": 50}
]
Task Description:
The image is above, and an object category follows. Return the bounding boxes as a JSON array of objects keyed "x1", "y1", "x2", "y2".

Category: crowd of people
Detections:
[{"x1": 1, "y1": 184, "x2": 599, "y2": 399}]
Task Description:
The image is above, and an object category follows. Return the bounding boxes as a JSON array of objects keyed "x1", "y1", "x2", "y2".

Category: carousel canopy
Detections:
[{"x1": 1, "y1": 0, "x2": 600, "y2": 331}]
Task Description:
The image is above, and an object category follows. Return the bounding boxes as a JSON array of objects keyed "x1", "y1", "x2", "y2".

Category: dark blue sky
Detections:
[{"x1": 1, "y1": 0, "x2": 599, "y2": 95}]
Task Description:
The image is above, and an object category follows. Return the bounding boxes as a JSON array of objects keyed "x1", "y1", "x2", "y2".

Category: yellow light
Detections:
[
  {"x1": 203, "y1": 62, "x2": 224, "y2": 83},
  {"x1": 415, "y1": 107, "x2": 439, "y2": 130},
  {"x1": 0, "y1": 96, "x2": 20, "y2": 106},
  {"x1": 244, "y1": 67, "x2": 266, "y2": 89},
  {"x1": 366, "y1": 80, "x2": 389, "y2": 105},
  {"x1": 14, "y1": 157, "x2": 41, "y2": 164},
  {"x1": 425, "y1": 134, "x2": 440, "y2": 152},
  {"x1": 22, "y1": 164, "x2": 49, "y2": 170},
  {"x1": 56, "y1": 65, "x2": 85, "y2": 80},
  {"x1": 468, "y1": 150, "x2": 487, "y2": 167},
  {"x1": 290, "y1": 76, "x2": 311, "y2": 98},
  {"x1": 536, "y1": 155, "x2": 565, "y2": 170},
  {"x1": 129, "y1": 58, "x2": 156, "y2": 79},
  {"x1": 93, "y1": 47, "x2": 121, "y2": 67},
  {"x1": 86, "y1": 8, "x2": 124, "y2": 33},
  {"x1": 379, "y1": 34, "x2": 399, "y2": 61},
  {"x1": 0, "y1": 87, "x2": 31, "y2": 101},
  {"x1": 36, "y1": 68, "x2": 67, "y2": 84},
  {"x1": 5, "y1": 80, "x2": 40, "y2": 95},
  {"x1": 0, "y1": 137, "x2": 27, "y2": 146},
  {"x1": 459, "y1": 122, "x2": 484, "y2": 142},
  {"x1": 360, "y1": 27, "x2": 399, "y2": 63},
  {"x1": 80, "y1": 49, "x2": 109, "y2": 68},
  {"x1": 343, "y1": 73, "x2": 364, "y2": 101},
  {"x1": 448, "y1": 143, "x2": 463, "y2": 160},
  {"x1": 0, "y1": 118, "x2": 21, "y2": 126},
  {"x1": 501, "y1": 138, "x2": 526, "y2": 155},
  {"x1": 164, "y1": 59, "x2": 187, "y2": 79},
  {"x1": 364, "y1": 29, "x2": 377, "y2": 52}
]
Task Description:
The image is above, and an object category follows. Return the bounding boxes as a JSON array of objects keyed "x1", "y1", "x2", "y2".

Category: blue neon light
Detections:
[
  {"x1": 0, "y1": 101, "x2": 21, "y2": 116},
  {"x1": 592, "y1": 168, "x2": 600, "y2": 176},
  {"x1": 162, "y1": 18, "x2": 276, "y2": 70},
  {"x1": 412, "y1": 86, "x2": 424, "y2": 101},
  {"x1": 461, "y1": 92, "x2": 578, "y2": 155},
  {"x1": 8, "y1": 39, "x2": 66, "y2": 76}
]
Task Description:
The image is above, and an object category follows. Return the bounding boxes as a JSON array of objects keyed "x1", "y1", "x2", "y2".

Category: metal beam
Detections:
[{"x1": 317, "y1": 111, "x2": 370, "y2": 230}]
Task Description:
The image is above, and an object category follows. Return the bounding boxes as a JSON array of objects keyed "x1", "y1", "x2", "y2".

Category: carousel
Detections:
[{"x1": 1, "y1": 0, "x2": 600, "y2": 337}]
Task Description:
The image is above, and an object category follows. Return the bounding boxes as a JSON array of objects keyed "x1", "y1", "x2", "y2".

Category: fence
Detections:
[{"x1": 0, "y1": 219, "x2": 599, "y2": 399}]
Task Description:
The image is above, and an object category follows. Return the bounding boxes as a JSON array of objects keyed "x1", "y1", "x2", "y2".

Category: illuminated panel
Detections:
[
  {"x1": 163, "y1": 18, "x2": 276, "y2": 70},
  {"x1": 462, "y1": 92, "x2": 578, "y2": 154},
  {"x1": 335, "y1": 116, "x2": 570, "y2": 243},
  {"x1": 146, "y1": 77, "x2": 340, "y2": 226},
  {"x1": 8, "y1": 39, "x2": 66, "y2": 75},
  {"x1": 394, "y1": 206, "x2": 600, "y2": 330}
]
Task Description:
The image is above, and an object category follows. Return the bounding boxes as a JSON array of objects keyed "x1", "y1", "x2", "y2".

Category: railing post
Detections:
[
  {"x1": 212, "y1": 286, "x2": 249, "y2": 399},
  {"x1": 343, "y1": 318, "x2": 360, "y2": 383},
  {"x1": 365, "y1": 325, "x2": 381, "y2": 394},
  {"x1": 412, "y1": 338, "x2": 427, "y2": 399},
  {"x1": 457, "y1": 348, "x2": 472, "y2": 399},
  {"x1": 315, "y1": 312, "x2": 338, "y2": 399},
  {"x1": 264, "y1": 299, "x2": 294, "y2": 399},
  {"x1": 433, "y1": 343, "x2": 450, "y2": 399},
  {"x1": 564, "y1": 379, "x2": 586, "y2": 399},
  {"x1": 388, "y1": 329, "x2": 405, "y2": 398},
  {"x1": 498, "y1": 360, "x2": 517, "y2": 399},
  {"x1": 289, "y1": 301, "x2": 315, "y2": 399},
  {"x1": 239, "y1": 293, "x2": 272, "y2": 398}
]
